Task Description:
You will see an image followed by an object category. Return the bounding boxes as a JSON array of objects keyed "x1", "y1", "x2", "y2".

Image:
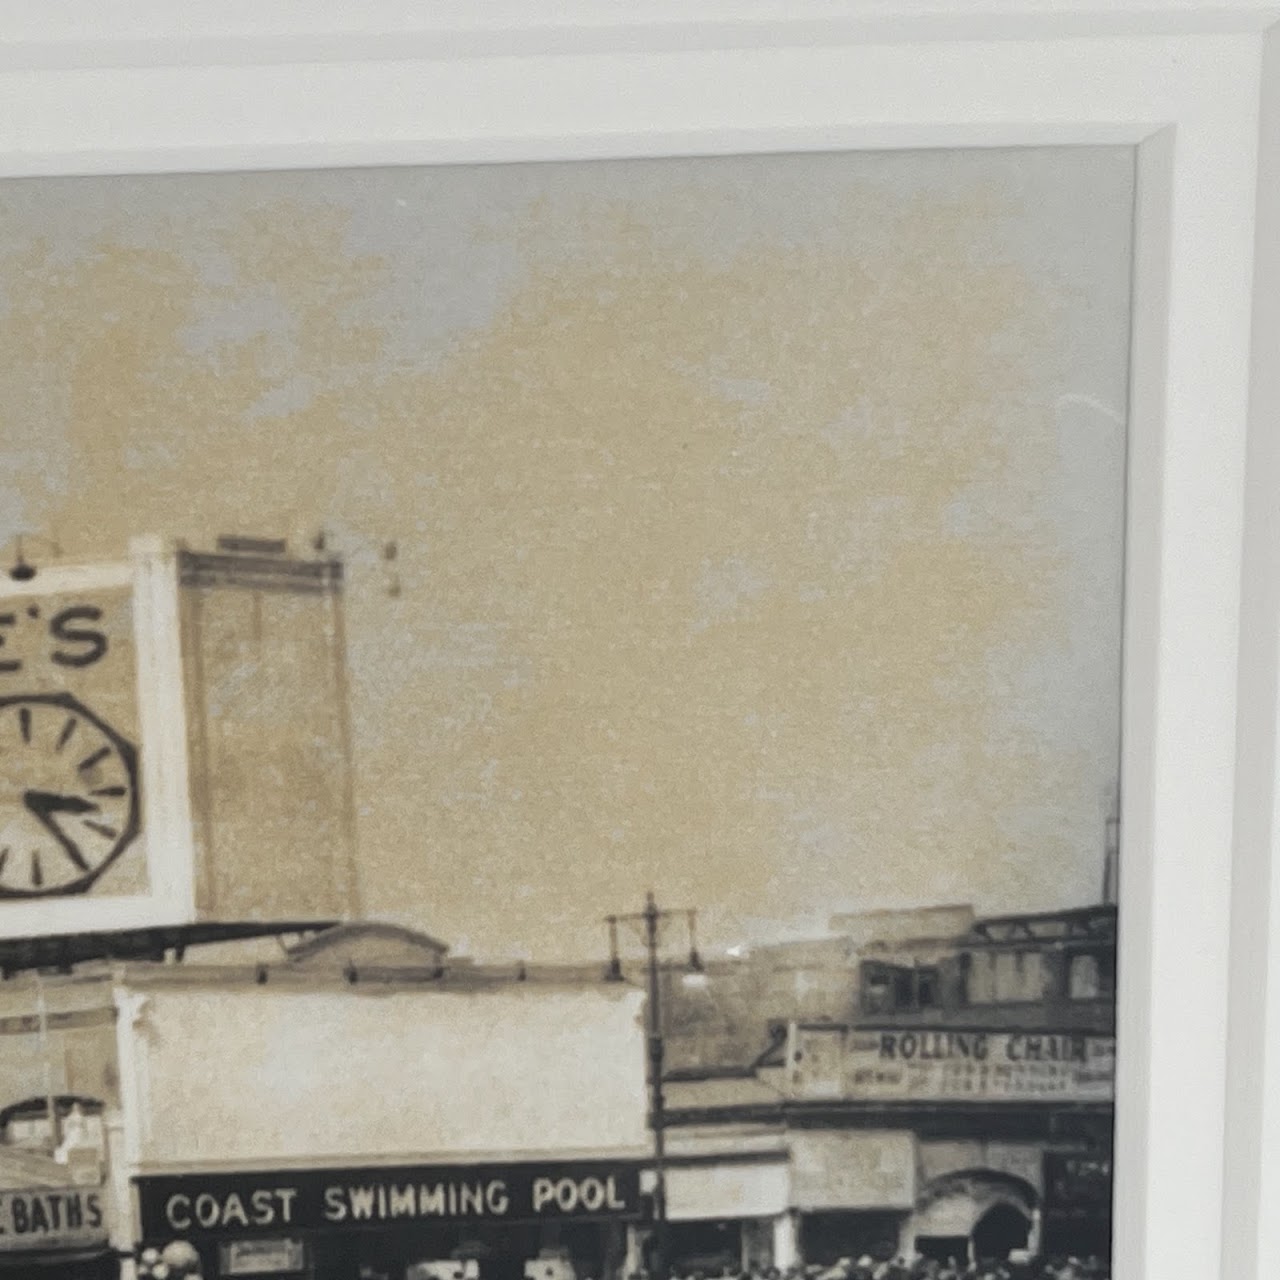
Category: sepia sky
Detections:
[{"x1": 0, "y1": 147, "x2": 1133, "y2": 962}]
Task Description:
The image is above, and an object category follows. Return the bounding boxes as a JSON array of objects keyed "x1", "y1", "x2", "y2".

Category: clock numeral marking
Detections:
[
  {"x1": 78, "y1": 746, "x2": 110, "y2": 774},
  {"x1": 0, "y1": 695, "x2": 137, "y2": 898},
  {"x1": 0, "y1": 613, "x2": 18, "y2": 674},
  {"x1": 58, "y1": 841, "x2": 89, "y2": 872}
]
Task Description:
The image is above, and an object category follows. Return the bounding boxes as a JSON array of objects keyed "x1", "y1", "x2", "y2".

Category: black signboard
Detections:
[
  {"x1": 1040, "y1": 1153, "x2": 1113, "y2": 1261},
  {"x1": 137, "y1": 1160, "x2": 643, "y2": 1240}
]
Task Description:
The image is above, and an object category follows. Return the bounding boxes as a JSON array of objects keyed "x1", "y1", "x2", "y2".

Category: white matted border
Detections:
[{"x1": 0, "y1": 6, "x2": 1276, "y2": 1279}]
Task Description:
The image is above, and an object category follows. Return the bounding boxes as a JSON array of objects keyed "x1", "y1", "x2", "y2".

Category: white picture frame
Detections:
[{"x1": 0, "y1": 5, "x2": 1275, "y2": 1279}]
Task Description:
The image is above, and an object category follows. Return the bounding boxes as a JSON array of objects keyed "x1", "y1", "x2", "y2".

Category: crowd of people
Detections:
[{"x1": 657, "y1": 1255, "x2": 1110, "y2": 1280}]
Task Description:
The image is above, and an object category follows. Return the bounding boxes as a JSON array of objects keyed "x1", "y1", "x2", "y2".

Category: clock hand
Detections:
[
  {"x1": 22, "y1": 791, "x2": 101, "y2": 817},
  {"x1": 21, "y1": 792, "x2": 93, "y2": 871}
]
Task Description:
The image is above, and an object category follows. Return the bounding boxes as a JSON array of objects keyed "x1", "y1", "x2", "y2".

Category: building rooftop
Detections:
[
  {"x1": 967, "y1": 904, "x2": 1117, "y2": 945},
  {"x1": 284, "y1": 921, "x2": 450, "y2": 968}
]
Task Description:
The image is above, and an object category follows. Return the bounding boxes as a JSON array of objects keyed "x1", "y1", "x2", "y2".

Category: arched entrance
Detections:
[
  {"x1": 971, "y1": 1203, "x2": 1030, "y2": 1261},
  {"x1": 909, "y1": 1170, "x2": 1038, "y2": 1264}
]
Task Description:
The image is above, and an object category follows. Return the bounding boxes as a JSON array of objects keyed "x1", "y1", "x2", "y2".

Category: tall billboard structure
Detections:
[{"x1": 0, "y1": 536, "x2": 359, "y2": 939}]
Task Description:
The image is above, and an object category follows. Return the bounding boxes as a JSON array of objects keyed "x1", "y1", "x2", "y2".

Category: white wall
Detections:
[
  {"x1": 119, "y1": 978, "x2": 648, "y2": 1171},
  {"x1": 666, "y1": 1161, "x2": 790, "y2": 1222},
  {"x1": 788, "y1": 1131, "x2": 915, "y2": 1211}
]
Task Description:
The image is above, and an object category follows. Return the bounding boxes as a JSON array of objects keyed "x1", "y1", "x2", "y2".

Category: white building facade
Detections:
[
  {"x1": 118, "y1": 958, "x2": 650, "y2": 1280},
  {"x1": 0, "y1": 932, "x2": 654, "y2": 1280}
]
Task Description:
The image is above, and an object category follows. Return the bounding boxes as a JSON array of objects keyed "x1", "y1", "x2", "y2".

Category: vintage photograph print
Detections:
[{"x1": 0, "y1": 146, "x2": 1129, "y2": 1280}]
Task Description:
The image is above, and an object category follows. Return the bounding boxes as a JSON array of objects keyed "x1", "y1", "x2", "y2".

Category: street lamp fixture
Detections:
[
  {"x1": 5, "y1": 533, "x2": 61, "y2": 582},
  {"x1": 604, "y1": 894, "x2": 702, "y2": 1280}
]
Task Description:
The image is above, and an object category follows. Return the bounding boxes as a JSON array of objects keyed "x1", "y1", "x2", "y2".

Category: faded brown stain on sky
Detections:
[{"x1": 0, "y1": 153, "x2": 1131, "y2": 960}]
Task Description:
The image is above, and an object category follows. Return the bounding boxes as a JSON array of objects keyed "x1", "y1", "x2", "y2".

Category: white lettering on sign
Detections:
[
  {"x1": 165, "y1": 1188, "x2": 298, "y2": 1231},
  {"x1": 0, "y1": 1188, "x2": 105, "y2": 1250},
  {"x1": 322, "y1": 1180, "x2": 512, "y2": 1223},
  {"x1": 139, "y1": 1163, "x2": 640, "y2": 1239},
  {"x1": 532, "y1": 1177, "x2": 627, "y2": 1215}
]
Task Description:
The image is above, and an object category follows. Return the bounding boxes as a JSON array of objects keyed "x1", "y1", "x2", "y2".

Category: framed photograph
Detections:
[{"x1": 0, "y1": 6, "x2": 1273, "y2": 1280}]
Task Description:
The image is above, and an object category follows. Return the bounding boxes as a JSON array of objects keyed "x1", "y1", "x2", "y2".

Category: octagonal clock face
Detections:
[{"x1": 0, "y1": 692, "x2": 141, "y2": 898}]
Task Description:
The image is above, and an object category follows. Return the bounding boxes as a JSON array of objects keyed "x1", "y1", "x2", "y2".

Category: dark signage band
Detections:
[{"x1": 137, "y1": 1160, "x2": 642, "y2": 1240}]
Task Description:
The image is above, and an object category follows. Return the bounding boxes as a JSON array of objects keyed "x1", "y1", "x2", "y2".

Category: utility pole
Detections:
[
  {"x1": 642, "y1": 894, "x2": 668, "y2": 1280},
  {"x1": 605, "y1": 893, "x2": 701, "y2": 1280},
  {"x1": 34, "y1": 970, "x2": 60, "y2": 1152},
  {"x1": 1102, "y1": 792, "x2": 1120, "y2": 907}
]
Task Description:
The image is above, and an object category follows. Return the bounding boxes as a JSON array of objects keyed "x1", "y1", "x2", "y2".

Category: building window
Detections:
[
  {"x1": 1068, "y1": 950, "x2": 1115, "y2": 1000},
  {"x1": 860, "y1": 962, "x2": 941, "y2": 1013},
  {"x1": 994, "y1": 950, "x2": 1020, "y2": 997},
  {"x1": 892, "y1": 968, "x2": 915, "y2": 1008},
  {"x1": 915, "y1": 967, "x2": 940, "y2": 1008},
  {"x1": 862, "y1": 964, "x2": 895, "y2": 1014},
  {"x1": 1069, "y1": 954, "x2": 1100, "y2": 999},
  {"x1": 966, "y1": 951, "x2": 996, "y2": 1004},
  {"x1": 1016, "y1": 950, "x2": 1050, "y2": 1001},
  {"x1": 965, "y1": 949, "x2": 1051, "y2": 1003}
]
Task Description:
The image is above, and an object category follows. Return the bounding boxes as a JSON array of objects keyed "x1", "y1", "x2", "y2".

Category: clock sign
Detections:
[
  {"x1": 0, "y1": 577, "x2": 148, "y2": 904},
  {"x1": 0, "y1": 539, "x2": 359, "y2": 931},
  {"x1": 0, "y1": 691, "x2": 141, "y2": 897}
]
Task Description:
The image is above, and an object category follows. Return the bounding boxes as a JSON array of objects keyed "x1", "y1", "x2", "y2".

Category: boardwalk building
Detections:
[
  {"x1": 652, "y1": 904, "x2": 1116, "y2": 1270},
  {"x1": 0, "y1": 925, "x2": 651, "y2": 1280}
]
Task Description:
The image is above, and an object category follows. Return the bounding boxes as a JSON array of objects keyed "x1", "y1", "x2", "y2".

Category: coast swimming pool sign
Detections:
[
  {"x1": 0, "y1": 536, "x2": 359, "y2": 940},
  {"x1": 136, "y1": 1161, "x2": 644, "y2": 1240}
]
